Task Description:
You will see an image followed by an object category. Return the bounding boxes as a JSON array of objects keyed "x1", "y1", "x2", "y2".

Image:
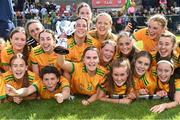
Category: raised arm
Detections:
[
  {"x1": 56, "y1": 54, "x2": 73, "y2": 73},
  {"x1": 32, "y1": 64, "x2": 40, "y2": 76}
]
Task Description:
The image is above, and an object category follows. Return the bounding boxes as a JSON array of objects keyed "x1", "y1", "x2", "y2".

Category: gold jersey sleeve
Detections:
[
  {"x1": 175, "y1": 78, "x2": 180, "y2": 91},
  {"x1": 133, "y1": 28, "x2": 158, "y2": 52},
  {"x1": 1, "y1": 45, "x2": 14, "y2": 67}
]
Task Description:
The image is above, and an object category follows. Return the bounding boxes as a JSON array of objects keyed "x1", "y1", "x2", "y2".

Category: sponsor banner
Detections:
[{"x1": 92, "y1": 0, "x2": 126, "y2": 8}]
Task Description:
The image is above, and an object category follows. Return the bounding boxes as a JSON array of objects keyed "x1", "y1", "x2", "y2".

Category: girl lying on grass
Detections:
[
  {"x1": 150, "y1": 60, "x2": 180, "y2": 113},
  {"x1": 56, "y1": 46, "x2": 107, "y2": 105},
  {"x1": 0, "y1": 53, "x2": 40, "y2": 104},
  {"x1": 132, "y1": 51, "x2": 157, "y2": 95},
  {"x1": 5, "y1": 66, "x2": 70, "y2": 104},
  {"x1": 100, "y1": 58, "x2": 136, "y2": 104}
]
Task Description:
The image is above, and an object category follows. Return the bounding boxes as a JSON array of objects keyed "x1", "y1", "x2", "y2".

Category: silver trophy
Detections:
[{"x1": 56, "y1": 20, "x2": 76, "y2": 48}]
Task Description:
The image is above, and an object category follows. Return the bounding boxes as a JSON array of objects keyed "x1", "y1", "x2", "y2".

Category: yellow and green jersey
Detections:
[
  {"x1": 132, "y1": 28, "x2": 158, "y2": 52},
  {"x1": 88, "y1": 30, "x2": 117, "y2": 49},
  {"x1": 30, "y1": 45, "x2": 60, "y2": 71},
  {"x1": 0, "y1": 70, "x2": 40, "y2": 99},
  {"x1": 70, "y1": 62, "x2": 107, "y2": 95},
  {"x1": 32, "y1": 76, "x2": 70, "y2": 99},
  {"x1": 133, "y1": 71, "x2": 157, "y2": 95},
  {"x1": 65, "y1": 35, "x2": 99, "y2": 62},
  {"x1": 157, "y1": 78, "x2": 180, "y2": 92},
  {"x1": 1, "y1": 45, "x2": 14, "y2": 68}
]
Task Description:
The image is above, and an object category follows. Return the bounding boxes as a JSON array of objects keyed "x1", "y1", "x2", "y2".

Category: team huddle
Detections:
[{"x1": 0, "y1": 2, "x2": 180, "y2": 114}]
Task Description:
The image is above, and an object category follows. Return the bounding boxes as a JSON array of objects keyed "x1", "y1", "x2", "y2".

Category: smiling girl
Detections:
[
  {"x1": 1, "y1": 27, "x2": 30, "y2": 71},
  {"x1": 133, "y1": 14, "x2": 168, "y2": 52},
  {"x1": 0, "y1": 53, "x2": 40, "y2": 104},
  {"x1": 25, "y1": 19, "x2": 44, "y2": 48},
  {"x1": 76, "y1": 2, "x2": 92, "y2": 29},
  {"x1": 151, "y1": 32, "x2": 179, "y2": 69},
  {"x1": 100, "y1": 58, "x2": 136, "y2": 104},
  {"x1": 89, "y1": 13, "x2": 117, "y2": 48},
  {"x1": 132, "y1": 51, "x2": 157, "y2": 95},
  {"x1": 30, "y1": 29, "x2": 60, "y2": 75},
  {"x1": 5, "y1": 66, "x2": 70, "y2": 104},
  {"x1": 150, "y1": 60, "x2": 180, "y2": 113},
  {"x1": 116, "y1": 31, "x2": 139, "y2": 62},
  {"x1": 56, "y1": 46, "x2": 107, "y2": 105},
  {"x1": 99, "y1": 40, "x2": 116, "y2": 71},
  {"x1": 65, "y1": 17, "x2": 98, "y2": 62}
]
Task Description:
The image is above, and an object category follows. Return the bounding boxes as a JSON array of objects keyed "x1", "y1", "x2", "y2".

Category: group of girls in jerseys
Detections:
[{"x1": 0, "y1": 2, "x2": 179, "y2": 114}]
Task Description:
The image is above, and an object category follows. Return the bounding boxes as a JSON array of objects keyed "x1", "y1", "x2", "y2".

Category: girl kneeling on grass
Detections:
[
  {"x1": 100, "y1": 58, "x2": 136, "y2": 104},
  {"x1": 150, "y1": 60, "x2": 180, "y2": 113},
  {"x1": 56, "y1": 46, "x2": 107, "y2": 105},
  {"x1": 0, "y1": 53, "x2": 40, "y2": 104},
  {"x1": 5, "y1": 66, "x2": 70, "y2": 104}
]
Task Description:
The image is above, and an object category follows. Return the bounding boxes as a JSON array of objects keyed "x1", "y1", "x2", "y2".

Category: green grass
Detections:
[{"x1": 0, "y1": 96, "x2": 180, "y2": 119}]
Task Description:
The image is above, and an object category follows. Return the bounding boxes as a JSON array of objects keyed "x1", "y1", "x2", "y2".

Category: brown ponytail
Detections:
[{"x1": 168, "y1": 75, "x2": 175, "y2": 101}]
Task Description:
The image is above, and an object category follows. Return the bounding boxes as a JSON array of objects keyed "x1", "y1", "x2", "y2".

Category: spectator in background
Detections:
[
  {"x1": 40, "y1": 5, "x2": 47, "y2": 18},
  {"x1": 142, "y1": 0, "x2": 157, "y2": 9},
  {"x1": 0, "y1": 0, "x2": 15, "y2": 40},
  {"x1": 176, "y1": 0, "x2": 180, "y2": 7}
]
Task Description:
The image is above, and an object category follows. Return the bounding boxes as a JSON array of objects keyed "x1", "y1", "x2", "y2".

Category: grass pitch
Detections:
[{"x1": 0, "y1": 96, "x2": 180, "y2": 119}]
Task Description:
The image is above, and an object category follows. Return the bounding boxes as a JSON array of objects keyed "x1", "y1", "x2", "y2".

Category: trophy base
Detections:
[{"x1": 54, "y1": 46, "x2": 69, "y2": 55}]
